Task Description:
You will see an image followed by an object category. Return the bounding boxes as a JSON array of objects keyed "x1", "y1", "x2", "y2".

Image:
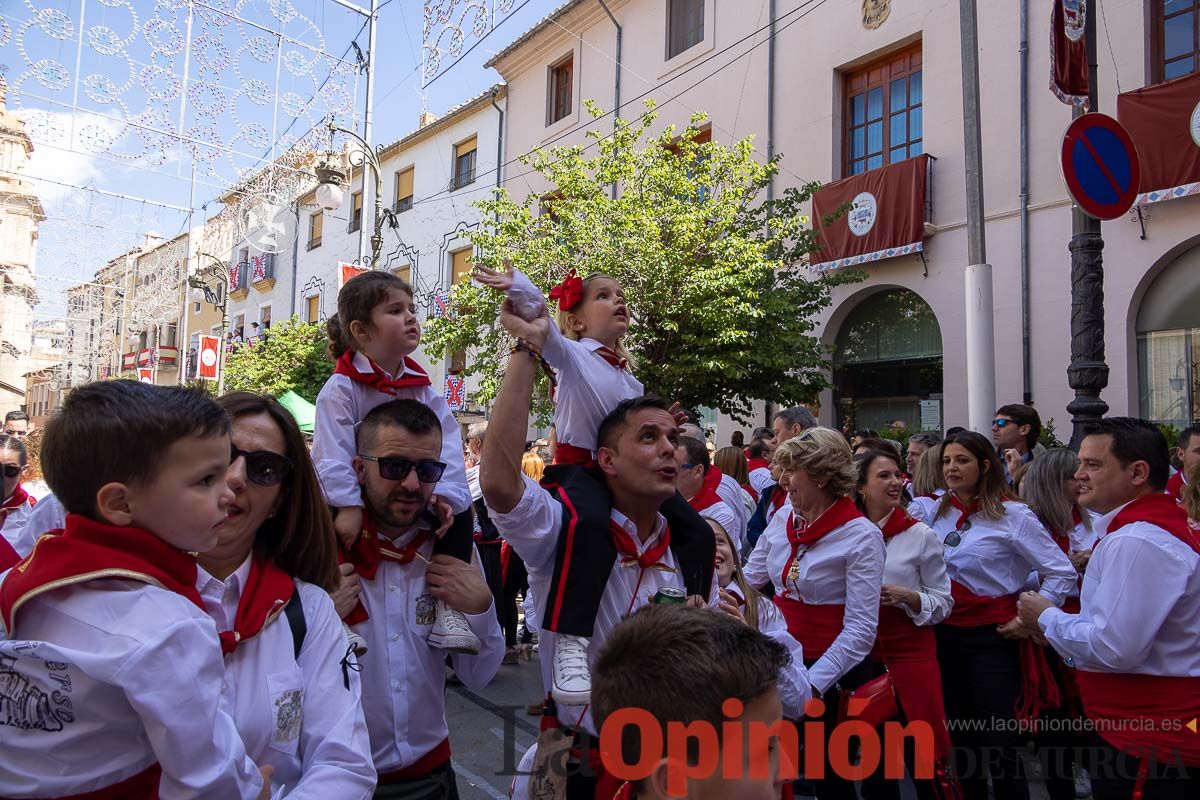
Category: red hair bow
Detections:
[{"x1": 549, "y1": 270, "x2": 584, "y2": 312}]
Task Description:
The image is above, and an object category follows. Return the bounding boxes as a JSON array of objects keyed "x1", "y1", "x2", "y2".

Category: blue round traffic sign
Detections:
[{"x1": 1060, "y1": 113, "x2": 1141, "y2": 221}]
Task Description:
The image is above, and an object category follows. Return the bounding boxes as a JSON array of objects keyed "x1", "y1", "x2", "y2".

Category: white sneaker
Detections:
[
  {"x1": 428, "y1": 600, "x2": 481, "y2": 654},
  {"x1": 551, "y1": 634, "x2": 591, "y2": 705},
  {"x1": 343, "y1": 622, "x2": 368, "y2": 656}
]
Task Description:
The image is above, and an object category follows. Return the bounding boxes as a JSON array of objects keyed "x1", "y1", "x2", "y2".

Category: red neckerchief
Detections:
[
  {"x1": 339, "y1": 514, "x2": 433, "y2": 624},
  {"x1": 689, "y1": 466, "x2": 725, "y2": 513},
  {"x1": 1166, "y1": 470, "x2": 1187, "y2": 502},
  {"x1": 947, "y1": 494, "x2": 982, "y2": 530},
  {"x1": 1102, "y1": 493, "x2": 1200, "y2": 554},
  {"x1": 0, "y1": 483, "x2": 35, "y2": 528},
  {"x1": 216, "y1": 556, "x2": 295, "y2": 655},
  {"x1": 594, "y1": 345, "x2": 629, "y2": 371},
  {"x1": 880, "y1": 507, "x2": 920, "y2": 540},
  {"x1": 0, "y1": 514, "x2": 203, "y2": 636},
  {"x1": 747, "y1": 457, "x2": 771, "y2": 473},
  {"x1": 780, "y1": 496, "x2": 863, "y2": 585},
  {"x1": 1049, "y1": 507, "x2": 1085, "y2": 554},
  {"x1": 771, "y1": 486, "x2": 788, "y2": 513},
  {"x1": 334, "y1": 350, "x2": 431, "y2": 395},
  {"x1": 610, "y1": 519, "x2": 672, "y2": 569}
]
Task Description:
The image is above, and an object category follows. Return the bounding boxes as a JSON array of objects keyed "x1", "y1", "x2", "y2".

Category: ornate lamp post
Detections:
[
  {"x1": 315, "y1": 120, "x2": 388, "y2": 268},
  {"x1": 189, "y1": 254, "x2": 231, "y2": 393}
]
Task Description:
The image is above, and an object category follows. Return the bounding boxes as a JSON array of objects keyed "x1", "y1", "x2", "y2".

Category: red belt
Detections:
[
  {"x1": 377, "y1": 738, "x2": 452, "y2": 784},
  {"x1": 773, "y1": 596, "x2": 844, "y2": 660},
  {"x1": 554, "y1": 443, "x2": 597, "y2": 468},
  {"x1": 1, "y1": 763, "x2": 163, "y2": 800},
  {"x1": 1076, "y1": 671, "x2": 1200, "y2": 767}
]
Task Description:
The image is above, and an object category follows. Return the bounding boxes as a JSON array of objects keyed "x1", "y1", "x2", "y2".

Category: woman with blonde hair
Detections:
[
  {"x1": 744, "y1": 427, "x2": 885, "y2": 800},
  {"x1": 907, "y1": 445, "x2": 947, "y2": 523}
]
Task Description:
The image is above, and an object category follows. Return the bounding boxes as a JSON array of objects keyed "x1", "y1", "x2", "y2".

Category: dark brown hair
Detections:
[
  {"x1": 596, "y1": 395, "x2": 673, "y2": 452},
  {"x1": 326, "y1": 270, "x2": 414, "y2": 359},
  {"x1": 593, "y1": 604, "x2": 789, "y2": 774},
  {"x1": 934, "y1": 430, "x2": 1012, "y2": 522},
  {"x1": 853, "y1": 447, "x2": 906, "y2": 517},
  {"x1": 713, "y1": 446, "x2": 749, "y2": 484},
  {"x1": 218, "y1": 392, "x2": 339, "y2": 591},
  {"x1": 44, "y1": 381, "x2": 230, "y2": 518}
]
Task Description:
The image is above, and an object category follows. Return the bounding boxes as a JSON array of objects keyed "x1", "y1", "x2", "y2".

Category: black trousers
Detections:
[
  {"x1": 936, "y1": 624, "x2": 1029, "y2": 800},
  {"x1": 1031, "y1": 652, "x2": 1085, "y2": 800},
  {"x1": 501, "y1": 552, "x2": 528, "y2": 648},
  {"x1": 431, "y1": 509, "x2": 475, "y2": 563},
  {"x1": 373, "y1": 760, "x2": 460, "y2": 799},
  {"x1": 800, "y1": 657, "x2": 874, "y2": 800},
  {"x1": 1081, "y1": 732, "x2": 1200, "y2": 800}
]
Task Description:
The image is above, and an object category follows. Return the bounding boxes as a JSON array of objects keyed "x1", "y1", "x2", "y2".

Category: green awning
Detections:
[{"x1": 277, "y1": 390, "x2": 316, "y2": 433}]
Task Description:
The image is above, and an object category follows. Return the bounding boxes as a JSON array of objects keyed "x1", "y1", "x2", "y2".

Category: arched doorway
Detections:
[
  {"x1": 1136, "y1": 244, "x2": 1200, "y2": 427},
  {"x1": 833, "y1": 289, "x2": 943, "y2": 433}
]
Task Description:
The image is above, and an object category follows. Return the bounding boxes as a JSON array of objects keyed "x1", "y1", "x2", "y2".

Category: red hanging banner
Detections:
[
  {"x1": 1116, "y1": 71, "x2": 1200, "y2": 206},
  {"x1": 1050, "y1": 0, "x2": 1089, "y2": 109},
  {"x1": 198, "y1": 335, "x2": 221, "y2": 380}
]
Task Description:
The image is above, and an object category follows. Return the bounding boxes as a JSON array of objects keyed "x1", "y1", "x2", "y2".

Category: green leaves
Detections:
[
  {"x1": 223, "y1": 318, "x2": 331, "y2": 402},
  {"x1": 422, "y1": 101, "x2": 861, "y2": 424}
]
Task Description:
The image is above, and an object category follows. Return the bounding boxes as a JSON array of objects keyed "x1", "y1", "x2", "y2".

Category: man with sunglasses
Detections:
[
  {"x1": 343, "y1": 398, "x2": 504, "y2": 798},
  {"x1": 3, "y1": 410, "x2": 31, "y2": 438},
  {"x1": 991, "y1": 403, "x2": 1041, "y2": 485}
]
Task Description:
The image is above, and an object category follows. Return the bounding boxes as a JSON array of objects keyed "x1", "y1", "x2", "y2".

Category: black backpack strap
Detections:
[{"x1": 284, "y1": 589, "x2": 306, "y2": 661}]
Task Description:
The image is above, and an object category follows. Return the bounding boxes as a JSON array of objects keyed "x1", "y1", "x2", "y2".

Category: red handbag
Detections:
[{"x1": 836, "y1": 668, "x2": 900, "y2": 728}]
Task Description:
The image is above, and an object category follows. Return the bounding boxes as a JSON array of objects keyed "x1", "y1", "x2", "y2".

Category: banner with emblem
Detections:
[
  {"x1": 1051, "y1": 0, "x2": 1089, "y2": 108},
  {"x1": 811, "y1": 154, "x2": 930, "y2": 272},
  {"x1": 444, "y1": 376, "x2": 466, "y2": 411},
  {"x1": 1117, "y1": 71, "x2": 1200, "y2": 206}
]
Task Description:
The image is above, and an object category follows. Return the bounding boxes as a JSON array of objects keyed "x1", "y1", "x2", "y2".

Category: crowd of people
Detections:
[{"x1": 0, "y1": 263, "x2": 1196, "y2": 800}]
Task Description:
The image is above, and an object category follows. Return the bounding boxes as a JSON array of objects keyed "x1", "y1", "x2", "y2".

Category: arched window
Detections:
[{"x1": 1137, "y1": 244, "x2": 1200, "y2": 426}]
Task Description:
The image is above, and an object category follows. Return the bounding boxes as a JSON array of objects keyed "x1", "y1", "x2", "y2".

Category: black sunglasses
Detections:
[
  {"x1": 2, "y1": 464, "x2": 21, "y2": 479},
  {"x1": 359, "y1": 455, "x2": 447, "y2": 483},
  {"x1": 231, "y1": 444, "x2": 293, "y2": 487}
]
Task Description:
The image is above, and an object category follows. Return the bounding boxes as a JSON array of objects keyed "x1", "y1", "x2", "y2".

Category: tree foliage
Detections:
[
  {"x1": 422, "y1": 101, "x2": 861, "y2": 422},
  {"x1": 222, "y1": 317, "x2": 330, "y2": 401}
]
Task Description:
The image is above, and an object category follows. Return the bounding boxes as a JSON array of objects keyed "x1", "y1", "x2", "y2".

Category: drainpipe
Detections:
[
  {"x1": 490, "y1": 87, "x2": 504, "y2": 221},
  {"x1": 289, "y1": 198, "x2": 301, "y2": 319},
  {"x1": 1019, "y1": 0, "x2": 1032, "y2": 405},
  {"x1": 767, "y1": 0, "x2": 776, "y2": 203},
  {"x1": 597, "y1": 0, "x2": 621, "y2": 199}
]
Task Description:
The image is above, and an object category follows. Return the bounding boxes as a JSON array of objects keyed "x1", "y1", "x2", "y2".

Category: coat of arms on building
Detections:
[{"x1": 863, "y1": 0, "x2": 891, "y2": 30}]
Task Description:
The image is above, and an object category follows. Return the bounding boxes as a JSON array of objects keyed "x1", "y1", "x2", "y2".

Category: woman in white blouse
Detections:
[
  {"x1": 744, "y1": 427, "x2": 885, "y2": 800},
  {"x1": 928, "y1": 431, "x2": 1076, "y2": 800},
  {"x1": 200, "y1": 393, "x2": 376, "y2": 798},
  {"x1": 854, "y1": 447, "x2": 954, "y2": 800}
]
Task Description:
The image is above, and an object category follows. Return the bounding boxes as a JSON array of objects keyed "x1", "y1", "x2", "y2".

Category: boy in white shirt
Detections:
[{"x1": 0, "y1": 380, "x2": 269, "y2": 799}]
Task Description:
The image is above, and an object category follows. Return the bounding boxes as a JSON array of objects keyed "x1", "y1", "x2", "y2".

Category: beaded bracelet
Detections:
[{"x1": 510, "y1": 339, "x2": 557, "y2": 391}]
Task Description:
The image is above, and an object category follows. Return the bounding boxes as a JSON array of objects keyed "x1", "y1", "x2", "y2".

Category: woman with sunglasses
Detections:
[
  {"x1": 0, "y1": 434, "x2": 39, "y2": 559},
  {"x1": 853, "y1": 447, "x2": 955, "y2": 800},
  {"x1": 929, "y1": 431, "x2": 1075, "y2": 800},
  {"x1": 197, "y1": 392, "x2": 375, "y2": 797},
  {"x1": 743, "y1": 427, "x2": 885, "y2": 800}
]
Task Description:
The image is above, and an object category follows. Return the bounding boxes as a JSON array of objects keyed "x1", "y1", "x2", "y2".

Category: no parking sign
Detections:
[{"x1": 1060, "y1": 113, "x2": 1141, "y2": 220}]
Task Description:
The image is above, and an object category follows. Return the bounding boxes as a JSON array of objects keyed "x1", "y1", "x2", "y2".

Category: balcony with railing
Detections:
[
  {"x1": 249, "y1": 252, "x2": 275, "y2": 292},
  {"x1": 229, "y1": 260, "x2": 250, "y2": 300}
]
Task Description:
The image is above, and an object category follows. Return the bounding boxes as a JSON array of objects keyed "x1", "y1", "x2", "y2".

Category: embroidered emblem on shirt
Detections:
[
  {"x1": 273, "y1": 689, "x2": 303, "y2": 744},
  {"x1": 415, "y1": 593, "x2": 436, "y2": 626},
  {"x1": 0, "y1": 655, "x2": 76, "y2": 732}
]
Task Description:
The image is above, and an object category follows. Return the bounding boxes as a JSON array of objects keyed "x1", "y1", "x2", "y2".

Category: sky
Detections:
[{"x1": 0, "y1": 0, "x2": 565, "y2": 320}]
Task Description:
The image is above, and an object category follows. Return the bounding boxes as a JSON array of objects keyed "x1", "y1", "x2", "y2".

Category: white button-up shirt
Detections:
[
  {"x1": 696, "y1": 497, "x2": 741, "y2": 556},
  {"x1": 349, "y1": 526, "x2": 504, "y2": 774},
  {"x1": 508, "y1": 270, "x2": 643, "y2": 454},
  {"x1": 715, "y1": 474, "x2": 751, "y2": 552},
  {"x1": 743, "y1": 508, "x2": 885, "y2": 695},
  {"x1": 1, "y1": 493, "x2": 66, "y2": 559},
  {"x1": 724, "y1": 582, "x2": 811, "y2": 718},
  {"x1": 876, "y1": 513, "x2": 953, "y2": 627},
  {"x1": 313, "y1": 352, "x2": 471, "y2": 514},
  {"x1": 195, "y1": 558, "x2": 376, "y2": 798},
  {"x1": 0, "y1": 581, "x2": 264, "y2": 799},
  {"x1": 924, "y1": 500, "x2": 1076, "y2": 604},
  {"x1": 1039, "y1": 502, "x2": 1200, "y2": 676},
  {"x1": 748, "y1": 467, "x2": 775, "y2": 497},
  {"x1": 488, "y1": 474, "x2": 718, "y2": 736}
]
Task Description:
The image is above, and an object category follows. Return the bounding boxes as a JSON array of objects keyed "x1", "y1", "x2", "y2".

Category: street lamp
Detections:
[
  {"x1": 190, "y1": 253, "x2": 231, "y2": 393},
  {"x1": 317, "y1": 119, "x2": 387, "y2": 267}
]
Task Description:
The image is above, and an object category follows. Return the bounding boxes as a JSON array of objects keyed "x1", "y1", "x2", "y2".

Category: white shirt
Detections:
[
  {"x1": 875, "y1": 512, "x2": 953, "y2": 627},
  {"x1": 748, "y1": 467, "x2": 775, "y2": 496},
  {"x1": 695, "y1": 496, "x2": 741, "y2": 557},
  {"x1": 905, "y1": 494, "x2": 941, "y2": 524},
  {"x1": 716, "y1": 473, "x2": 750, "y2": 552},
  {"x1": 195, "y1": 559, "x2": 376, "y2": 798},
  {"x1": 1039, "y1": 503, "x2": 1200, "y2": 676},
  {"x1": 724, "y1": 582, "x2": 811, "y2": 718},
  {"x1": 0, "y1": 581, "x2": 264, "y2": 798},
  {"x1": 509, "y1": 270, "x2": 643, "y2": 454},
  {"x1": 925, "y1": 500, "x2": 1076, "y2": 605},
  {"x1": 488, "y1": 474, "x2": 719, "y2": 735},
  {"x1": 1022, "y1": 509, "x2": 1097, "y2": 597},
  {"x1": 1, "y1": 494, "x2": 65, "y2": 559},
  {"x1": 313, "y1": 351, "x2": 471, "y2": 514},
  {"x1": 349, "y1": 526, "x2": 504, "y2": 773},
  {"x1": 743, "y1": 508, "x2": 886, "y2": 694}
]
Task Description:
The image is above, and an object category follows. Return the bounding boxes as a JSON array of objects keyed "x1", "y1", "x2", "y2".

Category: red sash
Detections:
[
  {"x1": 0, "y1": 515, "x2": 203, "y2": 637},
  {"x1": 333, "y1": 351, "x2": 431, "y2": 395},
  {"x1": 554, "y1": 443, "x2": 596, "y2": 467},
  {"x1": 773, "y1": 595, "x2": 844, "y2": 659},
  {"x1": 875, "y1": 606, "x2": 952, "y2": 758},
  {"x1": 1075, "y1": 671, "x2": 1200, "y2": 766},
  {"x1": 0, "y1": 762, "x2": 165, "y2": 800},
  {"x1": 945, "y1": 580, "x2": 1061, "y2": 721},
  {"x1": 217, "y1": 556, "x2": 295, "y2": 655},
  {"x1": 0, "y1": 483, "x2": 35, "y2": 528},
  {"x1": 339, "y1": 516, "x2": 432, "y2": 624},
  {"x1": 376, "y1": 738, "x2": 453, "y2": 783}
]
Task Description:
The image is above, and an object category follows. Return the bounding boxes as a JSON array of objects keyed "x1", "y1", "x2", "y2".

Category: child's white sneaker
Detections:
[
  {"x1": 428, "y1": 600, "x2": 481, "y2": 654},
  {"x1": 551, "y1": 634, "x2": 591, "y2": 705}
]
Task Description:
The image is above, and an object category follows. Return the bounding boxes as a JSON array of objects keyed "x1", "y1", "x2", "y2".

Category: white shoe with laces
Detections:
[
  {"x1": 428, "y1": 600, "x2": 481, "y2": 654},
  {"x1": 551, "y1": 634, "x2": 591, "y2": 705}
]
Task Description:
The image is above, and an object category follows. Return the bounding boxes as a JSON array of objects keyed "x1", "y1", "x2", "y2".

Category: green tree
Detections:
[
  {"x1": 423, "y1": 101, "x2": 861, "y2": 422},
  {"x1": 223, "y1": 317, "x2": 330, "y2": 401}
]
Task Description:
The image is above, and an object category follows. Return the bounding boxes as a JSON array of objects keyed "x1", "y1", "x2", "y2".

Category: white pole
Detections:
[{"x1": 964, "y1": 263, "x2": 997, "y2": 434}]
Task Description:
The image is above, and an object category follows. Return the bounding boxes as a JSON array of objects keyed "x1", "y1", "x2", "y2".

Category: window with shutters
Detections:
[
  {"x1": 349, "y1": 191, "x2": 363, "y2": 232},
  {"x1": 307, "y1": 211, "x2": 323, "y2": 250},
  {"x1": 394, "y1": 168, "x2": 414, "y2": 213},
  {"x1": 844, "y1": 46, "x2": 923, "y2": 177},
  {"x1": 451, "y1": 248, "x2": 473, "y2": 285},
  {"x1": 667, "y1": 0, "x2": 705, "y2": 59},
  {"x1": 451, "y1": 137, "x2": 477, "y2": 191},
  {"x1": 306, "y1": 295, "x2": 320, "y2": 323},
  {"x1": 1151, "y1": 1, "x2": 1199, "y2": 83},
  {"x1": 547, "y1": 55, "x2": 574, "y2": 125}
]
